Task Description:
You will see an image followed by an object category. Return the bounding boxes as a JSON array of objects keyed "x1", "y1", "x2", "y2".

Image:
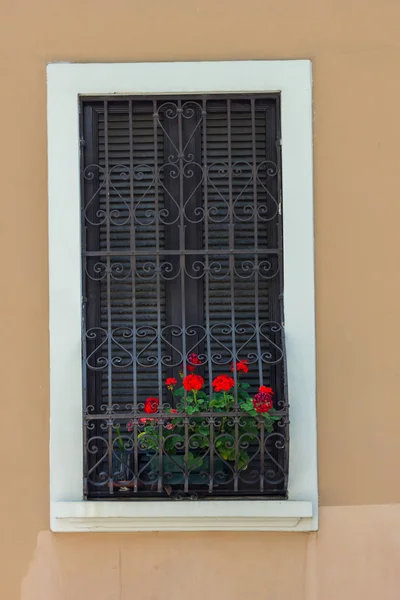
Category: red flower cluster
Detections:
[
  {"x1": 165, "y1": 377, "x2": 177, "y2": 389},
  {"x1": 252, "y1": 389, "x2": 274, "y2": 413},
  {"x1": 127, "y1": 417, "x2": 155, "y2": 431},
  {"x1": 212, "y1": 374, "x2": 235, "y2": 392},
  {"x1": 231, "y1": 359, "x2": 249, "y2": 374},
  {"x1": 144, "y1": 397, "x2": 159, "y2": 414},
  {"x1": 183, "y1": 374, "x2": 204, "y2": 391},
  {"x1": 188, "y1": 352, "x2": 201, "y2": 365},
  {"x1": 185, "y1": 352, "x2": 202, "y2": 372},
  {"x1": 259, "y1": 385, "x2": 273, "y2": 395}
]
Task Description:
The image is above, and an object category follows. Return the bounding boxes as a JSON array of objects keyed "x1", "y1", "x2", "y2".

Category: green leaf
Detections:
[
  {"x1": 238, "y1": 388, "x2": 251, "y2": 401},
  {"x1": 190, "y1": 405, "x2": 202, "y2": 415},
  {"x1": 218, "y1": 447, "x2": 235, "y2": 461},
  {"x1": 210, "y1": 398, "x2": 225, "y2": 409},
  {"x1": 240, "y1": 401, "x2": 252, "y2": 410},
  {"x1": 199, "y1": 426, "x2": 210, "y2": 436},
  {"x1": 114, "y1": 425, "x2": 125, "y2": 452},
  {"x1": 238, "y1": 450, "x2": 250, "y2": 469},
  {"x1": 198, "y1": 438, "x2": 209, "y2": 448},
  {"x1": 240, "y1": 401, "x2": 257, "y2": 417}
]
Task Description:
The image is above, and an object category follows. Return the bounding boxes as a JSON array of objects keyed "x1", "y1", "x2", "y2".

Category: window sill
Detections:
[{"x1": 51, "y1": 500, "x2": 315, "y2": 532}]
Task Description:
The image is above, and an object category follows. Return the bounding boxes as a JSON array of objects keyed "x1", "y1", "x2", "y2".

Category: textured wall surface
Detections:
[{"x1": 1, "y1": 1, "x2": 400, "y2": 598}]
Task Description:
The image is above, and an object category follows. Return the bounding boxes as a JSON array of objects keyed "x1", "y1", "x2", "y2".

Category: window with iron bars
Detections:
[{"x1": 81, "y1": 94, "x2": 288, "y2": 500}]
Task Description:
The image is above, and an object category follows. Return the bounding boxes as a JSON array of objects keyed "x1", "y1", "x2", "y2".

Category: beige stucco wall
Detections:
[{"x1": 1, "y1": 1, "x2": 400, "y2": 598}]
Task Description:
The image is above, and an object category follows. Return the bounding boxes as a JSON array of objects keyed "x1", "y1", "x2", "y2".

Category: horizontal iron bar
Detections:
[
  {"x1": 84, "y1": 411, "x2": 288, "y2": 420},
  {"x1": 87, "y1": 493, "x2": 288, "y2": 500},
  {"x1": 84, "y1": 248, "x2": 281, "y2": 257},
  {"x1": 80, "y1": 93, "x2": 280, "y2": 102}
]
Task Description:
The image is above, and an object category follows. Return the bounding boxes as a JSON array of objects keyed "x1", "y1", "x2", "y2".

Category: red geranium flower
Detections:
[
  {"x1": 129, "y1": 417, "x2": 156, "y2": 428},
  {"x1": 259, "y1": 385, "x2": 273, "y2": 395},
  {"x1": 139, "y1": 417, "x2": 155, "y2": 424},
  {"x1": 165, "y1": 377, "x2": 177, "y2": 389},
  {"x1": 183, "y1": 374, "x2": 204, "y2": 392},
  {"x1": 231, "y1": 360, "x2": 249, "y2": 374},
  {"x1": 253, "y1": 390, "x2": 273, "y2": 413},
  {"x1": 182, "y1": 353, "x2": 202, "y2": 373},
  {"x1": 212, "y1": 374, "x2": 235, "y2": 392},
  {"x1": 188, "y1": 352, "x2": 202, "y2": 365},
  {"x1": 170, "y1": 409, "x2": 178, "y2": 413},
  {"x1": 144, "y1": 397, "x2": 159, "y2": 414}
]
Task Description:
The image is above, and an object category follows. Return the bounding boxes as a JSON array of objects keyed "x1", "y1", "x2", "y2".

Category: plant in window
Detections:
[{"x1": 133, "y1": 354, "x2": 281, "y2": 481}]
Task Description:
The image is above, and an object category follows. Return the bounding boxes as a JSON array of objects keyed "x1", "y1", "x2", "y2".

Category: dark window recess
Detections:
[{"x1": 81, "y1": 95, "x2": 288, "y2": 500}]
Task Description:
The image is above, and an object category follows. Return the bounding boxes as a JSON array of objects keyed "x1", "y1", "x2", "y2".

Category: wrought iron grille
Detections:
[{"x1": 81, "y1": 94, "x2": 288, "y2": 499}]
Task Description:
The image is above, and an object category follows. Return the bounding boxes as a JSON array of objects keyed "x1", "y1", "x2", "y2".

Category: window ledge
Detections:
[{"x1": 51, "y1": 500, "x2": 315, "y2": 532}]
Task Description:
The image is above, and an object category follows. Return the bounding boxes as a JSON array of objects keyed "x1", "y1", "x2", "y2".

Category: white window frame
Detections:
[{"x1": 47, "y1": 60, "x2": 317, "y2": 532}]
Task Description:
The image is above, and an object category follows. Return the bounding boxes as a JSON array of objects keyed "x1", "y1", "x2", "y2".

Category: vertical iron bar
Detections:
[
  {"x1": 154, "y1": 101, "x2": 163, "y2": 408},
  {"x1": 203, "y1": 98, "x2": 214, "y2": 491},
  {"x1": 275, "y1": 97, "x2": 284, "y2": 328},
  {"x1": 209, "y1": 418, "x2": 214, "y2": 494},
  {"x1": 227, "y1": 100, "x2": 238, "y2": 404},
  {"x1": 82, "y1": 105, "x2": 100, "y2": 497},
  {"x1": 158, "y1": 419, "x2": 163, "y2": 493},
  {"x1": 129, "y1": 100, "x2": 138, "y2": 411},
  {"x1": 265, "y1": 99, "x2": 283, "y2": 487},
  {"x1": 178, "y1": 101, "x2": 187, "y2": 398},
  {"x1": 83, "y1": 423, "x2": 88, "y2": 497},
  {"x1": 260, "y1": 420, "x2": 265, "y2": 492},
  {"x1": 203, "y1": 99, "x2": 212, "y2": 391},
  {"x1": 133, "y1": 419, "x2": 138, "y2": 492},
  {"x1": 184, "y1": 417, "x2": 189, "y2": 493},
  {"x1": 104, "y1": 100, "x2": 113, "y2": 489},
  {"x1": 275, "y1": 97, "x2": 289, "y2": 489},
  {"x1": 178, "y1": 100, "x2": 189, "y2": 490},
  {"x1": 227, "y1": 99, "x2": 239, "y2": 491},
  {"x1": 251, "y1": 99, "x2": 263, "y2": 387},
  {"x1": 80, "y1": 101, "x2": 88, "y2": 498},
  {"x1": 234, "y1": 417, "x2": 239, "y2": 492}
]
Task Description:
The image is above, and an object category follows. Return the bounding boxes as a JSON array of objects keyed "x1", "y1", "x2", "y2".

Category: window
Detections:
[
  {"x1": 48, "y1": 61, "x2": 317, "y2": 531},
  {"x1": 82, "y1": 95, "x2": 286, "y2": 499}
]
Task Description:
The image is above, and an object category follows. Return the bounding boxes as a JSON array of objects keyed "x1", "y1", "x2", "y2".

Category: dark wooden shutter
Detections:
[
  {"x1": 205, "y1": 99, "x2": 281, "y2": 393},
  {"x1": 97, "y1": 103, "x2": 167, "y2": 406},
  {"x1": 83, "y1": 96, "x2": 283, "y2": 408}
]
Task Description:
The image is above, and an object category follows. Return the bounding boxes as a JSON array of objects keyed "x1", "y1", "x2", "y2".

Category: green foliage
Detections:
[{"x1": 136, "y1": 375, "x2": 281, "y2": 471}]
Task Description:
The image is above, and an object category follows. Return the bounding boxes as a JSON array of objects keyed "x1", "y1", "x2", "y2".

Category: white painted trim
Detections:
[
  {"x1": 52, "y1": 500, "x2": 313, "y2": 532},
  {"x1": 47, "y1": 60, "x2": 317, "y2": 532}
]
